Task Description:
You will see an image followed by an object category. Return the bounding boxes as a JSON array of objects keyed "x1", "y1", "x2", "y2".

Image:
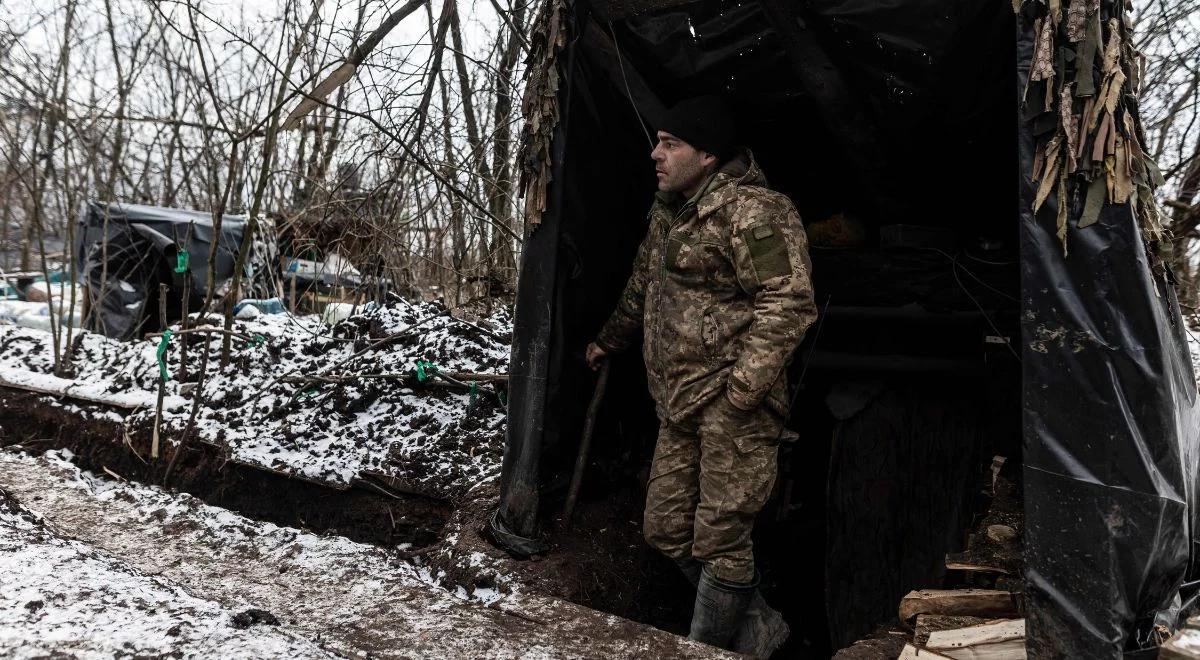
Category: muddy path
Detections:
[
  {"x1": 0, "y1": 484, "x2": 341, "y2": 659},
  {"x1": 1, "y1": 388, "x2": 699, "y2": 635},
  {"x1": 0, "y1": 449, "x2": 729, "y2": 658}
]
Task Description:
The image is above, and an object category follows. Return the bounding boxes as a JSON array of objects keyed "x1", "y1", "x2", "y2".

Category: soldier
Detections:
[{"x1": 585, "y1": 96, "x2": 817, "y2": 656}]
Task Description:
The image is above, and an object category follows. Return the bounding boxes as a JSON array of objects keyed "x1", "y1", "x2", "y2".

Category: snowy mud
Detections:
[
  {"x1": 0, "y1": 298, "x2": 509, "y2": 496},
  {"x1": 0, "y1": 300, "x2": 708, "y2": 652},
  {"x1": 0, "y1": 450, "x2": 727, "y2": 659}
]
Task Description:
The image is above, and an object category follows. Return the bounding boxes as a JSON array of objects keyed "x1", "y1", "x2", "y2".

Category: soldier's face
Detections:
[{"x1": 651, "y1": 131, "x2": 716, "y2": 194}]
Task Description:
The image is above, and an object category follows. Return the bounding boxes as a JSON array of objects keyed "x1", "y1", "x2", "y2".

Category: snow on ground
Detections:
[
  {"x1": 0, "y1": 450, "x2": 728, "y2": 659},
  {"x1": 0, "y1": 297, "x2": 511, "y2": 497},
  {"x1": 0, "y1": 486, "x2": 337, "y2": 659}
]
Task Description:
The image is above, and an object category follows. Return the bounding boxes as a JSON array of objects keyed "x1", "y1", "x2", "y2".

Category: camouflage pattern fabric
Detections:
[
  {"x1": 595, "y1": 149, "x2": 816, "y2": 584},
  {"x1": 643, "y1": 395, "x2": 782, "y2": 584},
  {"x1": 596, "y1": 149, "x2": 818, "y2": 420}
]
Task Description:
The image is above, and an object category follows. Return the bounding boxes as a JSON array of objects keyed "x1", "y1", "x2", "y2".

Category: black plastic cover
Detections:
[
  {"x1": 75, "y1": 201, "x2": 276, "y2": 339},
  {"x1": 1016, "y1": 12, "x2": 1200, "y2": 659}
]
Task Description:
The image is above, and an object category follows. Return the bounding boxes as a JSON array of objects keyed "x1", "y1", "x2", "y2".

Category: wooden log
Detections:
[
  {"x1": 929, "y1": 639, "x2": 1025, "y2": 660},
  {"x1": 902, "y1": 619, "x2": 1026, "y2": 660},
  {"x1": 944, "y1": 559, "x2": 1012, "y2": 575},
  {"x1": 899, "y1": 644, "x2": 955, "y2": 660},
  {"x1": 1161, "y1": 626, "x2": 1200, "y2": 659},
  {"x1": 0, "y1": 372, "x2": 143, "y2": 410},
  {"x1": 927, "y1": 619, "x2": 1025, "y2": 651},
  {"x1": 914, "y1": 615, "x2": 993, "y2": 646},
  {"x1": 899, "y1": 590, "x2": 1021, "y2": 624}
]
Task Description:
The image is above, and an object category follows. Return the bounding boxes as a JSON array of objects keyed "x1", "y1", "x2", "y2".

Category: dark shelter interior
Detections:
[{"x1": 498, "y1": 0, "x2": 1030, "y2": 655}]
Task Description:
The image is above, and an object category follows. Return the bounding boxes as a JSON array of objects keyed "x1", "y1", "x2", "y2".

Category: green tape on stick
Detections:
[
  {"x1": 414, "y1": 360, "x2": 439, "y2": 383},
  {"x1": 174, "y1": 250, "x2": 189, "y2": 274},
  {"x1": 156, "y1": 329, "x2": 173, "y2": 381},
  {"x1": 469, "y1": 381, "x2": 478, "y2": 407}
]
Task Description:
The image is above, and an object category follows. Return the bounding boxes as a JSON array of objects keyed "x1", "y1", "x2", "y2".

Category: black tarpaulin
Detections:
[
  {"x1": 1016, "y1": 3, "x2": 1200, "y2": 656},
  {"x1": 75, "y1": 202, "x2": 278, "y2": 340}
]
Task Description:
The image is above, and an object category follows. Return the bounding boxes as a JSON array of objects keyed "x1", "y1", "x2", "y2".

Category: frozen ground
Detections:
[
  {"x1": 0, "y1": 488, "x2": 335, "y2": 659},
  {"x1": 0, "y1": 449, "x2": 728, "y2": 659},
  {"x1": 0, "y1": 298, "x2": 510, "y2": 497}
]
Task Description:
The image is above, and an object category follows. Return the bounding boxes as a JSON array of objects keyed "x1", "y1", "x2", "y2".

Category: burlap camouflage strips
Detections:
[
  {"x1": 643, "y1": 394, "x2": 782, "y2": 584},
  {"x1": 596, "y1": 149, "x2": 818, "y2": 421}
]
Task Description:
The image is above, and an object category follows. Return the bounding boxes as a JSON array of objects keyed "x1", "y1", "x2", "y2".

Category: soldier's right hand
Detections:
[{"x1": 585, "y1": 342, "x2": 608, "y2": 371}]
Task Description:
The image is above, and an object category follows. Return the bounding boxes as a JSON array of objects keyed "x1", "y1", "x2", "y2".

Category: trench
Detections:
[
  {"x1": 0, "y1": 388, "x2": 705, "y2": 641},
  {"x1": 0, "y1": 390, "x2": 451, "y2": 550}
]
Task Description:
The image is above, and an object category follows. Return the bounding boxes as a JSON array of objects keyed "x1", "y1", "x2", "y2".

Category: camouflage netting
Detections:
[{"x1": 1019, "y1": 0, "x2": 1168, "y2": 257}]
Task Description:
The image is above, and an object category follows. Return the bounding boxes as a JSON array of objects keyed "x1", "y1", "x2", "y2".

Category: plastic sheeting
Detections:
[
  {"x1": 75, "y1": 202, "x2": 278, "y2": 340},
  {"x1": 1016, "y1": 9, "x2": 1200, "y2": 658}
]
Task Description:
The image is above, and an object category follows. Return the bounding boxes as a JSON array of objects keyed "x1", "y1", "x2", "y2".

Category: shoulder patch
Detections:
[{"x1": 742, "y1": 222, "x2": 792, "y2": 282}]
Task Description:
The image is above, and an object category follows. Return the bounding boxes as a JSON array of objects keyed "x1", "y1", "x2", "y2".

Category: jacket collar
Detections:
[{"x1": 655, "y1": 149, "x2": 766, "y2": 220}]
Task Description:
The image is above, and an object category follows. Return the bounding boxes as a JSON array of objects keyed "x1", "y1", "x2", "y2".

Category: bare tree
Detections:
[
  {"x1": 1135, "y1": 0, "x2": 1200, "y2": 314},
  {"x1": 0, "y1": 0, "x2": 540, "y2": 367}
]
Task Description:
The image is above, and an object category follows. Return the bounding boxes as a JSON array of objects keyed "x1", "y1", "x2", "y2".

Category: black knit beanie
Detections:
[{"x1": 657, "y1": 96, "x2": 737, "y2": 161}]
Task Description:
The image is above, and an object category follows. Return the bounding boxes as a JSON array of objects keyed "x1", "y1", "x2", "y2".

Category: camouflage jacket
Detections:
[{"x1": 595, "y1": 150, "x2": 818, "y2": 424}]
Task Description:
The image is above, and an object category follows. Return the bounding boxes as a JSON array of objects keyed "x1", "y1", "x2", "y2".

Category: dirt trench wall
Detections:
[{"x1": 0, "y1": 391, "x2": 451, "y2": 548}]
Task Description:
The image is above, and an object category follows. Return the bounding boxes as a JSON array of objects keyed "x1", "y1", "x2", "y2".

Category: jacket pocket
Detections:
[{"x1": 709, "y1": 397, "x2": 781, "y2": 453}]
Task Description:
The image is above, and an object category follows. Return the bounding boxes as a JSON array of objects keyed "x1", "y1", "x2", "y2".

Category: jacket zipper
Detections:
[{"x1": 650, "y1": 202, "x2": 696, "y2": 397}]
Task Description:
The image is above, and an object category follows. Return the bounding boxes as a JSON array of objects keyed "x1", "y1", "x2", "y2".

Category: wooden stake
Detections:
[
  {"x1": 178, "y1": 278, "x2": 190, "y2": 381},
  {"x1": 563, "y1": 361, "x2": 610, "y2": 525},
  {"x1": 151, "y1": 283, "x2": 169, "y2": 460}
]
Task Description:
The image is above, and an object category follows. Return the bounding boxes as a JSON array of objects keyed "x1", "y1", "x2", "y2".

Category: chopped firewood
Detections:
[
  {"x1": 928, "y1": 639, "x2": 1025, "y2": 660},
  {"x1": 899, "y1": 590, "x2": 1021, "y2": 624},
  {"x1": 943, "y1": 559, "x2": 1012, "y2": 575},
  {"x1": 985, "y1": 525, "x2": 1017, "y2": 544},
  {"x1": 945, "y1": 461, "x2": 1022, "y2": 577},
  {"x1": 900, "y1": 619, "x2": 1027, "y2": 660},
  {"x1": 831, "y1": 625, "x2": 910, "y2": 659},
  {"x1": 914, "y1": 615, "x2": 994, "y2": 646},
  {"x1": 899, "y1": 644, "x2": 955, "y2": 659},
  {"x1": 927, "y1": 619, "x2": 1025, "y2": 650},
  {"x1": 1161, "y1": 623, "x2": 1200, "y2": 659}
]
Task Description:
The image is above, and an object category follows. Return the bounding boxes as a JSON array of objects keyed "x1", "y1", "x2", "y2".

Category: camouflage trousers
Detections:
[{"x1": 642, "y1": 394, "x2": 782, "y2": 584}]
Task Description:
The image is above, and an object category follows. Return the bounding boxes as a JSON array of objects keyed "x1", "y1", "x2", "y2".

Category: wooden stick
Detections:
[
  {"x1": 0, "y1": 374, "x2": 143, "y2": 409},
  {"x1": 289, "y1": 273, "x2": 297, "y2": 313},
  {"x1": 146, "y1": 326, "x2": 253, "y2": 341},
  {"x1": 163, "y1": 319, "x2": 212, "y2": 488},
  {"x1": 281, "y1": 371, "x2": 508, "y2": 385},
  {"x1": 151, "y1": 283, "x2": 169, "y2": 460},
  {"x1": 179, "y1": 271, "x2": 190, "y2": 381},
  {"x1": 562, "y1": 361, "x2": 610, "y2": 525},
  {"x1": 257, "y1": 314, "x2": 441, "y2": 416}
]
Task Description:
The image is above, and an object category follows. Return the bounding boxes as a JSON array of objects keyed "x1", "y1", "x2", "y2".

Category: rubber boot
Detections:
[
  {"x1": 729, "y1": 590, "x2": 791, "y2": 658},
  {"x1": 688, "y1": 567, "x2": 757, "y2": 649},
  {"x1": 676, "y1": 560, "x2": 788, "y2": 657}
]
